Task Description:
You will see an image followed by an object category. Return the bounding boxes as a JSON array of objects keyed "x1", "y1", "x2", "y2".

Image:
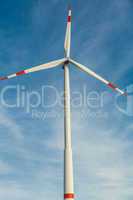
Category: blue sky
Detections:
[{"x1": 0, "y1": 0, "x2": 133, "y2": 199}]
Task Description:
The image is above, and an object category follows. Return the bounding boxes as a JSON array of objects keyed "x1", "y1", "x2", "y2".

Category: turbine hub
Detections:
[{"x1": 64, "y1": 60, "x2": 70, "y2": 65}]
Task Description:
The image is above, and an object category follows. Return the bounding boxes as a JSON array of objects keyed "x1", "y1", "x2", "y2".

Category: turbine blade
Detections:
[
  {"x1": 70, "y1": 59, "x2": 126, "y2": 96},
  {"x1": 0, "y1": 58, "x2": 66, "y2": 81},
  {"x1": 64, "y1": 7, "x2": 72, "y2": 57}
]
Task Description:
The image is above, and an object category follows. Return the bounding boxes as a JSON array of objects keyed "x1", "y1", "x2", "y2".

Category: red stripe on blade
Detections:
[
  {"x1": 16, "y1": 70, "x2": 26, "y2": 76},
  {"x1": 0, "y1": 77, "x2": 8, "y2": 80},
  {"x1": 108, "y1": 82, "x2": 117, "y2": 90},
  {"x1": 68, "y1": 16, "x2": 71, "y2": 22},
  {"x1": 64, "y1": 193, "x2": 74, "y2": 199}
]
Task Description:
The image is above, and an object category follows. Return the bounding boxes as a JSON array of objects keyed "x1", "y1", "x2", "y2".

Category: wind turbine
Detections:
[{"x1": 0, "y1": 7, "x2": 126, "y2": 200}]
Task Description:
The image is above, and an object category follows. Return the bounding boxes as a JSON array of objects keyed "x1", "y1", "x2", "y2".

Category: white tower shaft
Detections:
[
  {"x1": 64, "y1": 7, "x2": 74, "y2": 200},
  {"x1": 64, "y1": 63, "x2": 74, "y2": 200}
]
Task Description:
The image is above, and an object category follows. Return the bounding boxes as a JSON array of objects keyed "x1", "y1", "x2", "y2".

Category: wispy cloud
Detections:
[{"x1": 0, "y1": 105, "x2": 23, "y2": 140}]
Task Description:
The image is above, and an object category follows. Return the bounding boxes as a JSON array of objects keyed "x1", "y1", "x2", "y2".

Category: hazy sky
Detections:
[{"x1": 0, "y1": 0, "x2": 133, "y2": 200}]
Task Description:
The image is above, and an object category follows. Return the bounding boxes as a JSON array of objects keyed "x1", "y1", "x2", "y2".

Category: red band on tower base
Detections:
[
  {"x1": 64, "y1": 193, "x2": 74, "y2": 199},
  {"x1": 16, "y1": 70, "x2": 26, "y2": 76}
]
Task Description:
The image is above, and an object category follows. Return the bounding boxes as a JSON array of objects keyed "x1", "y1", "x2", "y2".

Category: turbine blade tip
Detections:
[
  {"x1": 67, "y1": 15, "x2": 71, "y2": 22},
  {"x1": 0, "y1": 76, "x2": 8, "y2": 81},
  {"x1": 123, "y1": 92, "x2": 128, "y2": 96}
]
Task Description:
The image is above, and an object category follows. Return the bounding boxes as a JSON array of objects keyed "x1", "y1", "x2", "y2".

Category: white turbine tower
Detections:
[{"x1": 0, "y1": 7, "x2": 127, "y2": 200}]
